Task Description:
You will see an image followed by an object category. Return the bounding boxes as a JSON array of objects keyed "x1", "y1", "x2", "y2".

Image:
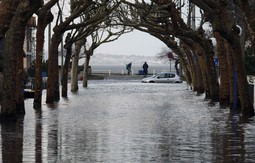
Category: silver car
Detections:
[{"x1": 142, "y1": 72, "x2": 182, "y2": 83}]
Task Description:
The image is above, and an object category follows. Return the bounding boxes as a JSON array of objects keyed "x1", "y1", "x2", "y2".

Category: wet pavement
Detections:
[{"x1": 1, "y1": 79, "x2": 255, "y2": 162}]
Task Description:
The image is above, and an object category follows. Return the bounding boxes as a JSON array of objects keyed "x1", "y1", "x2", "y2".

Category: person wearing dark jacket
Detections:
[
  {"x1": 142, "y1": 62, "x2": 149, "y2": 77},
  {"x1": 126, "y1": 62, "x2": 132, "y2": 75}
]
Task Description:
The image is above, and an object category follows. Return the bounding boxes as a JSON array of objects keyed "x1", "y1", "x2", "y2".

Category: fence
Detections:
[
  {"x1": 92, "y1": 70, "x2": 111, "y2": 75},
  {"x1": 91, "y1": 69, "x2": 171, "y2": 76}
]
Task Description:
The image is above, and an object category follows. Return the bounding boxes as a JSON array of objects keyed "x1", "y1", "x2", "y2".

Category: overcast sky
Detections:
[{"x1": 94, "y1": 30, "x2": 169, "y2": 56}]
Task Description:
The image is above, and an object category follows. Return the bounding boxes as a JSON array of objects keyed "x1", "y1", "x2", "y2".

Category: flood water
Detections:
[{"x1": 1, "y1": 79, "x2": 255, "y2": 162}]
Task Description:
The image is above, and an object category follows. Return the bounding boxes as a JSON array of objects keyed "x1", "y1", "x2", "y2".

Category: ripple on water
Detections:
[{"x1": 0, "y1": 81, "x2": 255, "y2": 162}]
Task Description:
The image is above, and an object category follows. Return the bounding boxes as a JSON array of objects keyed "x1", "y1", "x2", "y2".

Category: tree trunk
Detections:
[
  {"x1": 231, "y1": 35, "x2": 254, "y2": 116},
  {"x1": 184, "y1": 36, "x2": 219, "y2": 100},
  {"x1": 182, "y1": 42, "x2": 205, "y2": 94},
  {"x1": 62, "y1": 36, "x2": 72, "y2": 97},
  {"x1": 176, "y1": 49, "x2": 191, "y2": 84},
  {"x1": 34, "y1": 11, "x2": 53, "y2": 109},
  {"x1": 54, "y1": 53, "x2": 60, "y2": 102},
  {"x1": 226, "y1": 42, "x2": 241, "y2": 110},
  {"x1": 46, "y1": 32, "x2": 61, "y2": 104},
  {"x1": 83, "y1": 53, "x2": 91, "y2": 88},
  {"x1": 182, "y1": 45, "x2": 195, "y2": 87},
  {"x1": 215, "y1": 32, "x2": 230, "y2": 107},
  {"x1": 197, "y1": 55, "x2": 210, "y2": 98},
  {"x1": 1, "y1": 26, "x2": 18, "y2": 121},
  {"x1": 71, "y1": 39, "x2": 85, "y2": 92},
  {"x1": 16, "y1": 46, "x2": 25, "y2": 114},
  {"x1": 0, "y1": 0, "x2": 41, "y2": 121},
  {"x1": 71, "y1": 45, "x2": 80, "y2": 92},
  {"x1": 204, "y1": 40, "x2": 219, "y2": 102}
]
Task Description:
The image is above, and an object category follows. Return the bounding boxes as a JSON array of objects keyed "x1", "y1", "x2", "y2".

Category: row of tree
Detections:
[
  {"x1": 0, "y1": 0, "x2": 130, "y2": 121},
  {"x1": 0, "y1": 0, "x2": 254, "y2": 121},
  {"x1": 119, "y1": 0, "x2": 255, "y2": 117}
]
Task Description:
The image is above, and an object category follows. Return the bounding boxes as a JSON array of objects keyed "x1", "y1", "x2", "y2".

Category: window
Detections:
[
  {"x1": 158, "y1": 73, "x2": 165, "y2": 78},
  {"x1": 169, "y1": 73, "x2": 175, "y2": 78}
]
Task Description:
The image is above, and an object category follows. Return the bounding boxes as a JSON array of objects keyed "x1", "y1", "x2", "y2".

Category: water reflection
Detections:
[
  {"x1": 224, "y1": 114, "x2": 245, "y2": 162},
  {"x1": 1, "y1": 116, "x2": 24, "y2": 163},
  {"x1": 35, "y1": 110, "x2": 42, "y2": 163},
  {"x1": 0, "y1": 81, "x2": 255, "y2": 162},
  {"x1": 47, "y1": 109, "x2": 59, "y2": 162}
]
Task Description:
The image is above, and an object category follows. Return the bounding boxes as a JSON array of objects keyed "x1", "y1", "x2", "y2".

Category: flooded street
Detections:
[{"x1": 1, "y1": 79, "x2": 255, "y2": 162}]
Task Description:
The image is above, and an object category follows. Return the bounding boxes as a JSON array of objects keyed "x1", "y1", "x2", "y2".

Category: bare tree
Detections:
[
  {"x1": 120, "y1": 1, "x2": 219, "y2": 100},
  {"x1": 0, "y1": 0, "x2": 41, "y2": 121},
  {"x1": 62, "y1": 12, "x2": 107, "y2": 97},
  {"x1": 71, "y1": 39, "x2": 86, "y2": 92},
  {"x1": 46, "y1": 0, "x2": 121, "y2": 104},
  {"x1": 33, "y1": 0, "x2": 58, "y2": 109},
  {"x1": 190, "y1": 0, "x2": 254, "y2": 116},
  {"x1": 83, "y1": 25, "x2": 132, "y2": 88}
]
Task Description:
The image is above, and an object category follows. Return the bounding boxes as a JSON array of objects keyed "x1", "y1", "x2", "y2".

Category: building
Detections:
[
  {"x1": 0, "y1": 16, "x2": 36, "y2": 71},
  {"x1": 23, "y1": 16, "x2": 37, "y2": 70}
]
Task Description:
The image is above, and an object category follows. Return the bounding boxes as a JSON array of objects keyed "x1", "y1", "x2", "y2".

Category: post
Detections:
[
  {"x1": 48, "y1": 20, "x2": 51, "y2": 59},
  {"x1": 170, "y1": 59, "x2": 171, "y2": 72},
  {"x1": 234, "y1": 67, "x2": 237, "y2": 111},
  {"x1": 60, "y1": 12, "x2": 64, "y2": 85}
]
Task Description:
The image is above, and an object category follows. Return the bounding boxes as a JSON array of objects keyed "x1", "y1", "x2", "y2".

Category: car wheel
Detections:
[{"x1": 149, "y1": 81, "x2": 155, "y2": 83}]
